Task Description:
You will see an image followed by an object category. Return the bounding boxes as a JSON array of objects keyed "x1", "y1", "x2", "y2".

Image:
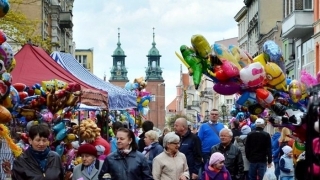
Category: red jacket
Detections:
[{"x1": 91, "y1": 136, "x2": 111, "y2": 155}]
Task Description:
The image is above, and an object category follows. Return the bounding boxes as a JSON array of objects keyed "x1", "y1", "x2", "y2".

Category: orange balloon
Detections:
[{"x1": 0, "y1": 105, "x2": 12, "y2": 123}]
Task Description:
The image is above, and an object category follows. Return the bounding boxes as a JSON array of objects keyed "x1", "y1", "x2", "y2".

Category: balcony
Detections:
[
  {"x1": 282, "y1": 11, "x2": 313, "y2": 39},
  {"x1": 59, "y1": 11, "x2": 73, "y2": 28}
]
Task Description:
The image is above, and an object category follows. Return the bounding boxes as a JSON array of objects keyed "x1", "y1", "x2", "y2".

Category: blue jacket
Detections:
[
  {"x1": 179, "y1": 129, "x2": 203, "y2": 175},
  {"x1": 145, "y1": 142, "x2": 163, "y2": 171},
  {"x1": 198, "y1": 122, "x2": 224, "y2": 153},
  {"x1": 98, "y1": 150, "x2": 153, "y2": 180},
  {"x1": 272, "y1": 132, "x2": 281, "y2": 162}
]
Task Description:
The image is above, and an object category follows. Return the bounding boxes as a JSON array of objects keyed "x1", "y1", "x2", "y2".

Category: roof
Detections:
[
  {"x1": 12, "y1": 44, "x2": 108, "y2": 109},
  {"x1": 214, "y1": 37, "x2": 239, "y2": 47},
  {"x1": 50, "y1": 51, "x2": 137, "y2": 110},
  {"x1": 166, "y1": 97, "x2": 177, "y2": 111}
]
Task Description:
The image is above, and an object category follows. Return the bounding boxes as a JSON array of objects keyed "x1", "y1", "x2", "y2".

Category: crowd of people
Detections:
[{"x1": 9, "y1": 108, "x2": 302, "y2": 180}]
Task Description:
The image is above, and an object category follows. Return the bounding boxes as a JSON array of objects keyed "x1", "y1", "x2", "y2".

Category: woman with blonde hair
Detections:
[
  {"x1": 278, "y1": 127, "x2": 294, "y2": 157},
  {"x1": 152, "y1": 132, "x2": 189, "y2": 180},
  {"x1": 143, "y1": 130, "x2": 163, "y2": 170},
  {"x1": 158, "y1": 127, "x2": 170, "y2": 147}
]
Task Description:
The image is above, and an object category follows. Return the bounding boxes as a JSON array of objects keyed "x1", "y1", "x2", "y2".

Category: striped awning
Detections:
[{"x1": 50, "y1": 52, "x2": 137, "y2": 110}]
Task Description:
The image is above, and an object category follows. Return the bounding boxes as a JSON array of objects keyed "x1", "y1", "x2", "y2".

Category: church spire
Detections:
[
  {"x1": 117, "y1": 27, "x2": 121, "y2": 47},
  {"x1": 152, "y1": 27, "x2": 156, "y2": 47}
]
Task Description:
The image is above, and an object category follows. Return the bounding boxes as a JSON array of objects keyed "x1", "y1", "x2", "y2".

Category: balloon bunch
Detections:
[
  {"x1": 72, "y1": 119, "x2": 101, "y2": 142},
  {"x1": 124, "y1": 77, "x2": 151, "y2": 119}
]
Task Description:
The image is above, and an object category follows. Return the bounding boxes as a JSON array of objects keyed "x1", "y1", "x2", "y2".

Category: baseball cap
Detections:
[{"x1": 255, "y1": 118, "x2": 265, "y2": 125}]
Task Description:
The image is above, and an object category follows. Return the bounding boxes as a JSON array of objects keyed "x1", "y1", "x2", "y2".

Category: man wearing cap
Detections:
[
  {"x1": 72, "y1": 143, "x2": 104, "y2": 180},
  {"x1": 245, "y1": 118, "x2": 272, "y2": 180}
]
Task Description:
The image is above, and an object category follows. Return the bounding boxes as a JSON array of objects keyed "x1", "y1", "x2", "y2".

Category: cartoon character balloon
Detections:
[{"x1": 240, "y1": 62, "x2": 266, "y2": 88}]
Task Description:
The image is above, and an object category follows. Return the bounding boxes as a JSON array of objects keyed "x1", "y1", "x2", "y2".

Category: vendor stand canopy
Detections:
[
  {"x1": 12, "y1": 44, "x2": 108, "y2": 110},
  {"x1": 50, "y1": 51, "x2": 137, "y2": 110}
]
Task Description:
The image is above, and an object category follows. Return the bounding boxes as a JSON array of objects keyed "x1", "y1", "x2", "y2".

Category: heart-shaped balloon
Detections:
[{"x1": 213, "y1": 81, "x2": 241, "y2": 95}]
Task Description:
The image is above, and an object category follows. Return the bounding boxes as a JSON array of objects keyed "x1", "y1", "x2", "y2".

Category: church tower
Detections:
[
  {"x1": 145, "y1": 28, "x2": 165, "y2": 129},
  {"x1": 109, "y1": 28, "x2": 129, "y2": 87}
]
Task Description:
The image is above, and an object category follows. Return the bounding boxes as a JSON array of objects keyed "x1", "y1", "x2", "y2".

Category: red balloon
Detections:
[
  {"x1": 214, "y1": 65, "x2": 229, "y2": 81},
  {"x1": 0, "y1": 31, "x2": 6, "y2": 45},
  {"x1": 18, "y1": 92, "x2": 28, "y2": 101},
  {"x1": 13, "y1": 83, "x2": 27, "y2": 92}
]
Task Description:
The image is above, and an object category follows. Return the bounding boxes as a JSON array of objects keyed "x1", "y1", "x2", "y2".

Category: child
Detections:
[
  {"x1": 202, "y1": 152, "x2": 232, "y2": 180},
  {"x1": 279, "y1": 145, "x2": 294, "y2": 180}
]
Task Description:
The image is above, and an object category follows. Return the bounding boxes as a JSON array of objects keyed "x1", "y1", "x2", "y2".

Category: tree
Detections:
[
  {"x1": 0, "y1": 0, "x2": 52, "y2": 52},
  {"x1": 166, "y1": 114, "x2": 193, "y2": 130}
]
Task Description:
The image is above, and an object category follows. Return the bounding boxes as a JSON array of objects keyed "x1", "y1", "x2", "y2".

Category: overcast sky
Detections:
[{"x1": 73, "y1": 0, "x2": 244, "y2": 107}]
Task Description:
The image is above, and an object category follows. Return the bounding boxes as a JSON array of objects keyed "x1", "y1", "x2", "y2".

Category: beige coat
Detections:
[{"x1": 152, "y1": 151, "x2": 190, "y2": 180}]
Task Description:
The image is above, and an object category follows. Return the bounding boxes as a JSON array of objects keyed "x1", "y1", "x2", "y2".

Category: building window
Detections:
[
  {"x1": 226, "y1": 99, "x2": 233, "y2": 105},
  {"x1": 302, "y1": 38, "x2": 315, "y2": 76},
  {"x1": 304, "y1": 0, "x2": 313, "y2": 10},
  {"x1": 76, "y1": 55, "x2": 88, "y2": 69}
]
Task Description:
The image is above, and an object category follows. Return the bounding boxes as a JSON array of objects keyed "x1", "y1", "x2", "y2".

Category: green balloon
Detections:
[{"x1": 180, "y1": 45, "x2": 203, "y2": 89}]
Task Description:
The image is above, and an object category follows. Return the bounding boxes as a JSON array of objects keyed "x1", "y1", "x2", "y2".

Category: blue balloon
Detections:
[
  {"x1": 56, "y1": 129, "x2": 67, "y2": 141},
  {"x1": 52, "y1": 122, "x2": 65, "y2": 134},
  {"x1": 55, "y1": 144, "x2": 64, "y2": 156}
]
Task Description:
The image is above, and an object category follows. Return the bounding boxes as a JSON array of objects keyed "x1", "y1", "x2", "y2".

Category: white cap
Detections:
[{"x1": 255, "y1": 118, "x2": 265, "y2": 125}]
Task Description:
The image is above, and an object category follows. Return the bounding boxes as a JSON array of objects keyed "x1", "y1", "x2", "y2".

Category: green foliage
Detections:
[
  {"x1": 0, "y1": 0, "x2": 52, "y2": 52},
  {"x1": 166, "y1": 114, "x2": 193, "y2": 130}
]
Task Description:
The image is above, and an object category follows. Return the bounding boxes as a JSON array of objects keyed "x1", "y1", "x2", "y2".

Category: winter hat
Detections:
[
  {"x1": 77, "y1": 143, "x2": 97, "y2": 157},
  {"x1": 241, "y1": 125, "x2": 251, "y2": 135},
  {"x1": 209, "y1": 152, "x2": 225, "y2": 165},
  {"x1": 95, "y1": 145, "x2": 105, "y2": 155},
  {"x1": 282, "y1": 145, "x2": 293, "y2": 155}
]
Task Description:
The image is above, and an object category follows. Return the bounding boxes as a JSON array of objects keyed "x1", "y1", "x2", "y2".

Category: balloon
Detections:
[
  {"x1": 213, "y1": 81, "x2": 241, "y2": 95},
  {"x1": 124, "y1": 82, "x2": 138, "y2": 91},
  {"x1": 54, "y1": 79, "x2": 68, "y2": 90},
  {"x1": 6, "y1": 57, "x2": 15, "y2": 73},
  {"x1": 0, "y1": 0, "x2": 10, "y2": 18},
  {"x1": 0, "y1": 80, "x2": 10, "y2": 101},
  {"x1": 240, "y1": 62, "x2": 266, "y2": 88},
  {"x1": 53, "y1": 121, "x2": 66, "y2": 134},
  {"x1": 66, "y1": 148, "x2": 76, "y2": 165},
  {"x1": 300, "y1": 69, "x2": 318, "y2": 87},
  {"x1": 212, "y1": 43, "x2": 241, "y2": 70},
  {"x1": 13, "y1": 83, "x2": 27, "y2": 92},
  {"x1": 40, "y1": 109, "x2": 53, "y2": 123},
  {"x1": 177, "y1": 45, "x2": 203, "y2": 89},
  {"x1": 0, "y1": 42, "x2": 13, "y2": 70},
  {"x1": 41, "y1": 80, "x2": 55, "y2": 92},
  {"x1": 191, "y1": 34, "x2": 212, "y2": 58},
  {"x1": 0, "y1": 60, "x2": 5, "y2": 74},
  {"x1": 2, "y1": 96, "x2": 12, "y2": 109},
  {"x1": 55, "y1": 144, "x2": 65, "y2": 156},
  {"x1": 26, "y1": 120, "x2": 38, "y2": 131},
  {"x1": 236, "y1": 92, "x2": 257, "y2": 107},
  {"x1": 56, "y1": 129, "x2": 68, "y2": 141},
  {"x1": 0, "y1": 30, "x2": 6, "y2": 44},
  {"x1": 18, "y1": 116, "x2": 27, "y2": 126},
  {"x1": 0, "y1": 105, "x2": 11, "y2": 123},
  {"x1": 256, "y1": 88, "x2": 275, "y2": 108},
  {"x1": 253, "y1": 53, "x2": 267, "y2": 68},
  {"x1": 288, "y1": 80, "x2": 302, "y2": 103},
  {"x1": 263, "y1": 40, "x2": 283, "y2": 62},
  {"x1": 212, "y1": 65, "x2": 229, "y2": 81},
  {"x1": 286, "y1": 78, "x2": 292, "y2": 86},
  {"x1": 221, "y1": 59, "x2": 240, "y2": 78},
  {"x1": 229, "y1": 45, "x2": 252, "y2": 68},
  {"x1": 265, "y1": 62, "x2": 286, "y2": 91},
  {"x1": 248, "y1": 103, "x2": 265, "y2": 115}
]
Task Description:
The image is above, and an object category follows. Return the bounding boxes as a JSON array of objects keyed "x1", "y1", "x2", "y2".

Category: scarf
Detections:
[
  {"x1": 85, "y1": 161, "x2": 96, "y2": 175},
  {"x1": 28, "y1": 147, "x2": 50, "y2": 172},
  {"x1": 119, "y1": 147, "x2": 132, "y2": 157},
  {"x1": 142, "y1": 144, "x2": 153, "y2": 155}
]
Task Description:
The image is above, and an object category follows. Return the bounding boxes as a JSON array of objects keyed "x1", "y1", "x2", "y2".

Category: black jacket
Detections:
[
  {"x1": 178, "y1": 129, "x2": 203, "y2": 175},
  {"x1": 138, "y1": 132, "x2": 147, "y2": 152},
  {"x1": 231, "y1": 128, "x2": 242, "y2": 143},
  {"x1": 245, "y1": 127, "x2": 272, "y2": 164},
  {"x1": 12, "y1": 150, "x2": 64, "y2": 180},
  {"x1": 211, "y1": 143, "x2": 244, "y2": 180},
  {"x1": 98, "y1": 150, "x2": 153, "y2": 180}
]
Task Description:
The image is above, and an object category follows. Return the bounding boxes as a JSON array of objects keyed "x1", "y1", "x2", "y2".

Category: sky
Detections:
[{"x1": 72, "y1": 0, "x2": 245, "y2": 107}]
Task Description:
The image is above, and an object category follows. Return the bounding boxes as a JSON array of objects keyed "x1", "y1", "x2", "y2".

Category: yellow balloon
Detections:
[
  {"x1": 141, "y1": 99, "x2": 149, "y2": 107},
  {"x1": 6, "y1": 58, "x2": 16, "y2": 73},
  {"x1": 2, "y1": 96, "x2": 13, "y2": 109},
  {"x1": 191, "y1": 34, "x2": 212, "y2": 58},
  {"x1": 265, "y1": 62, "x2": 286, "y2": 92},
  {"x1": 253, "y1": 53, "x2": 267, "y2": 68}
]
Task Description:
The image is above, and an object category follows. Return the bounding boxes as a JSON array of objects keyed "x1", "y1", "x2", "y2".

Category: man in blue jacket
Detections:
[
  {"x1": 271, "y1": 127, "x2": 282, "y2": 180},
  {"x1": 175, "y1": 118, "x2": 202, "y2": 180}
]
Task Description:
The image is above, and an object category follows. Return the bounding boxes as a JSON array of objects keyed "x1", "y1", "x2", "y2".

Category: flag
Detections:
[{"x1": 197, "y1": 113, "x2": 202, "y2": 122}]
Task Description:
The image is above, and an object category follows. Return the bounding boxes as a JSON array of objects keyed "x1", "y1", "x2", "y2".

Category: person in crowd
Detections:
[
  {"x1": 278, "y1": 127, "x2": 294, "y2": 157},
  {"x1": 198, "y1": 109, "x2": 225, "y2": 163},
  {"x1": 12, "y1": 123, "x2": 64, "y2": 180},
  {"x1": 272, "y1": 127, "x2": 282, "y2": 180},
  {"x1": 202, "y1": 152, "x2": 232, "y2": 180},
  {"x1": 234, "y1": 125, "x2": 251, "y2": 180},
  {"x1": 174, "y1": 118, "x2": 202, "y2": 180},
  {"x1": 152, "y1": 132, "x2": 189, "y2": 180},
  {"x1": 245, "y1": 118, "x2": 272, "y2": 180},
  {"x1": 143, "y1": 130, "x2": 163, "y2": 170},
  {"x1": 230, "y1": 120, "x2": 242, "y2": 143},
  {"x1": 138, "y1": 120, "x2": 154, "y2": 152},
  {"x1": 279, "y1": 145, "x2": 294, "y2": 180},
  {"x1": 72, "y1": 144, "x2": 104, "y2": 180},
  {"x1": 98, "y1": 128, "x2": 153, "y2": 180},
  {"x1": 95, "y1": 145, "x2": 106, "y2": 160},
  {"x1": 158, "y1": 127, "x2": 170, "y2": 147},
  {"x1": 211, "y1": 128, "x2": 244, "y2": 180},
  {"x1": 110, "y1": 121, "x2": 124, "y2": 152}
]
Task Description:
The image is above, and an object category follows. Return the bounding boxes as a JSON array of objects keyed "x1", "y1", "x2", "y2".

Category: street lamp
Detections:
[{"x1": 221, "y1": 104, "x2": 227, "y2": 124}]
